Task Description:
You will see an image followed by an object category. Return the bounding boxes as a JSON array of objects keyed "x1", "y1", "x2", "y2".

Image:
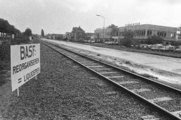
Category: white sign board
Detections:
[{"x1": 11, "y1": 44, "x2": 40, "y2": 91}]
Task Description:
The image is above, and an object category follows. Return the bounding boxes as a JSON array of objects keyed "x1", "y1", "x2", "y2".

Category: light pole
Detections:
[
  {"x1": 96, "y1": 14, "x2": 105, "y2": 43},
  {"x1": 57, "y1": 28, "x2": 60, "y2": 34}
]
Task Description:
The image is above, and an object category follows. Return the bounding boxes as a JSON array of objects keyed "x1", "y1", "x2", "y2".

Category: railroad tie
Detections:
[
  {"x1": 104, "y1": 91, "x2": 117, "y2": 95},
  {"x1": 89, "y1": 77, "x2": 97, "y2": 79},
  {"x1": 141, "y1": 115, "x2": 160, "y2": 120},
  {"x1": 148, "y1": 97, "x2": 172, "y2": 103},
  {"x1": 86, "y1": 65, "x2": 104, "y2": 68},
  {"x1": 118, "y1": 81, "x2": 139, "y2": 85},
  {"x1": 101, "y1": 72, "x2": 118, "y2": 74},
  {"x1": 131, "y1": 88, "x2": 151, "y2": 93},
  {"x1": 107, "y1": 76, "x2": 124, "y2": 79}
]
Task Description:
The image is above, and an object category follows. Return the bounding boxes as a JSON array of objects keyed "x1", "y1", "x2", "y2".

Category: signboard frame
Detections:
[{"x1": 11, "y1": 43, "x2": 40, "y2": 93}]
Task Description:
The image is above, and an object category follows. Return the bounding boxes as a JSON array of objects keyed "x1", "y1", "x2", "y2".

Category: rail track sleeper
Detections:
[
  {"x1": 100, "y1": 71, "x2": 118, "y2": 74},
  {"x1": 131, "y1": 88, "x2": 151, "y2": 93},
  {"x1": 141, "y1": 115, "x2": 160, "y2": 120},
  {"x1": 117, "y1": 81, "x2": 139, "y2": 85},
  {"x1": 86, "y1": 65, "x2": 105, "y2": 68},
  {"x1": 148, "y1": 97, "x2": 173, "y2": 103},
  {"x1": 106, "y1": 76, "x2": 124, "y2": 78}
]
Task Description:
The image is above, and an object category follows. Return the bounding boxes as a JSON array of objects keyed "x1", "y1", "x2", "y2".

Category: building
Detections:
[
  {"x1": 94, "y1": 28, "x2": 112, "y2": 42},
  {"x1": 65, "y1": 32, "x2": 71, "y2": 40},
  {"x1": 46, "y1": 34, "x2": 63, "y2": 40},
  {"x1": 94, "y1": 24, "x2": 178, "y2": 43},
  {"x1": 85, "y1": 33, "x2": 94, "y2": 40},
  {"x1": 176, "y1": 27, "x2": 181, "y2": 40},
  {"x1": 119, "y1": 24, "x2": 177, "y2": 41},
  {"x1": 71, "y1": 26, "x2": 85, "y2": 41}
]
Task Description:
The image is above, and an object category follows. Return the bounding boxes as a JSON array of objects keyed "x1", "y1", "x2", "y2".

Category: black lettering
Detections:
[
  {"x1": 29, "y1": 46, "x2": 33, "y2": 58},
  {"x1": 13, "y1": 66, "x2": 16, "y2": 74},
  {"x1": 25, "y1": 46, "x2": 29, "y2": 59},
  {"x1": 32, "y1": 45, "x2": 35, "y2": 56},
  {"x1": 20, "y1": 46, "x2": 25, "y2": 60},
  {"x1": 18, "y1": 78, "x2": 22, "y2": 83},
  {"x1": 24, "y1": 75, "x2": 27, "y2": 82},
  {"x1": 13, "y1": 58, "x2": 40, "y2": 75},
  {"x1": 18, "y1": 64, "x2": 22, "y2": 72},
  {"x1": 21, "y1": 63, "x2": 25, "y2": 71},
  {"x1": 16, "y1": 65, "x2": 19, "y2": 73}
]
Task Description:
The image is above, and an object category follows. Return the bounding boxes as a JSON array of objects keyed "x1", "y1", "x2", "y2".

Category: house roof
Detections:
[{"x1": 72, "y1": 26, "x2": 85, "y2": 32}]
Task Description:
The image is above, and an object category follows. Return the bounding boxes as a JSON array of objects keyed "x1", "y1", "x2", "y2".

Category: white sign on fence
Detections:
[{"x1": 11, "y1": 44, "x2": 40, "y2": 92}]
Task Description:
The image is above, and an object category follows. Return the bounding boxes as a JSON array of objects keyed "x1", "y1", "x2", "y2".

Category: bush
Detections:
[
  {"x1": 0, "y1": 35, "x2": 32, "y2": 61},
  {"x1": 11, "y1": 36, "x2": 31, "y2": 45},
  {"x1": 120, "y1": 30, "x2": 134, "y2": 47},
  {"x1": 145, "y1": 35, "x2": 163, "y2": 44},
  {"x1": 0, "y1": 42, "x2": 10, "y2": 61},
  {"x1": 121, "y1": 38, "x2": 133, "y2": 47}
]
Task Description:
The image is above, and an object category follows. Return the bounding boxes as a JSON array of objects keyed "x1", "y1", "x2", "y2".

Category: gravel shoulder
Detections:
[{"x1": 0, "y1": 40, "x2": 171, "y2": 120}]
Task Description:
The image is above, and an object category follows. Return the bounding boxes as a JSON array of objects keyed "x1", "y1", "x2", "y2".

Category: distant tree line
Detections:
[
  {"x1": 0, "y1": 18, "x2": 21, "y2": 35},
  {"x1": 0, "y1": 18, "x2": 34, "y2": 61},
  {"x1": 0, "y1": 18, "x2": 35, "y2": 47}
]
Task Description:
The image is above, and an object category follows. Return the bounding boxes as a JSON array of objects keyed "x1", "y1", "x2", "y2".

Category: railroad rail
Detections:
[{"x1": 42, "y1": 40, "x2": 181, "y2": 120}]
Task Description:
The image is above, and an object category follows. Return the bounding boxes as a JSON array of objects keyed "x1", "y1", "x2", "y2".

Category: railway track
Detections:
[{"x1": 42, "y1": 40, "x2": 181, "y2": 120}]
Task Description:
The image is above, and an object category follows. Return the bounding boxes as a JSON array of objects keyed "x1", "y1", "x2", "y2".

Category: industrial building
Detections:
[
  {"x1": 94, "y1": 28, "x2": 112, "y2": 42},
  {"x1": 94, "y1": 24, "x2": 179, "y2": 43},
  {"x1": 119, "y1": 24, "x2": 177, "y2": 41}
]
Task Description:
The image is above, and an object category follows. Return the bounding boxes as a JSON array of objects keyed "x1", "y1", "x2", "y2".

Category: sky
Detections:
[{"x1": 0, "y1": 0, "x2": 181, "y2": 35}]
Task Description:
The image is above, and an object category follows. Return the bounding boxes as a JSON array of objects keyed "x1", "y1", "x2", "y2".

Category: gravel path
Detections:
[{"x1": 0, "y1": 41, "x2": 172, "y2": 120}]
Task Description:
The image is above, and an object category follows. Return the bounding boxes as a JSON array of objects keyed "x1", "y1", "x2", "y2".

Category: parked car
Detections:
[
  {"x1": 158, "y1": 46, "x2": 166, "y2": 51},
  {"x1": 165, "y1": 45, "x2": 175, "y2": 51},
  {"x1": 105, "y1": 41, "x2": 114, "y2": 45},
  {"x1": 151, "y1": 44, "x2": 163, "y2": 50},
  {"x1": 175, "y1": 48, "x2": 181, "y2": 52},
  {"x1": 139, "y1": 44, "x2": 148, "y2": 48},
  {"x1": 147, "y1": 45, "x2": 152, "y2": 48}
]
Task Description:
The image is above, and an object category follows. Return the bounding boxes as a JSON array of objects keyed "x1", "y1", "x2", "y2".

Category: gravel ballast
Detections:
[{"x1": 0, "y1": 41, "x2": 172, "y2": 119}]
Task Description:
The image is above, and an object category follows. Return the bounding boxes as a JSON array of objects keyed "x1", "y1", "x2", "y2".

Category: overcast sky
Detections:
[{"x1": 0, "y1": 0, "x2": 181, "y2": 35}]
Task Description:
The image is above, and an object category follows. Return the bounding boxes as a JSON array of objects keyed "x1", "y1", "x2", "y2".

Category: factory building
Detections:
[
  {"x1": 94, "y1": 24, "x2": 178, "y2": 43},
  {"x1": 94, "y1": 28, "x2": 112, "y2": 42},
  {"x1": 119, "y1": 24, "x2": 177, "y2": 41}
]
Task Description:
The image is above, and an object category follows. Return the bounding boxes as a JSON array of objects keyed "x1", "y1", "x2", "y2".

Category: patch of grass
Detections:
[
  {"x1": 0, "y1": 78, "x2": 6, "y2": 86},
  {"x1": 0, "y1": 42, "x2": 10, "y2": 61}
]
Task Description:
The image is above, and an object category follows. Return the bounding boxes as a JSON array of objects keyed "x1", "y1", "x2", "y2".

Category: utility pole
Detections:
[{"x1": 96, "y1": 14, "x2": 105, "y2": 43}]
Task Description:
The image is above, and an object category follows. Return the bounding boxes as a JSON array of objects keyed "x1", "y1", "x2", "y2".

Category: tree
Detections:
[
  {"x1": 95, "y1": 33, "x2": 100, "y2": 41},
  {"x1": 107, "y1": 24, "x2": 119, "y2": 36},
  {"x1": 145, "y1": 35, "x2": 163, "y2": 44},
  {"x1": 0, "y1": 18, "x2": 21, "y2": 40},
  {"x1": 23, "y1": 28, "x2": 32, "y2": 36},
  {"x1": 41, "y1": 29, "x2": 44, "y2": 36},
  {"x1": 121, "y1": 29, "x2": 134, "y2": 47}
]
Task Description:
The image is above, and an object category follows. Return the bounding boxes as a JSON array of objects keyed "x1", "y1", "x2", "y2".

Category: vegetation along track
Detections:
[{"x1": 42, "y1": 41, "x2": 181, "y2": 120}]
